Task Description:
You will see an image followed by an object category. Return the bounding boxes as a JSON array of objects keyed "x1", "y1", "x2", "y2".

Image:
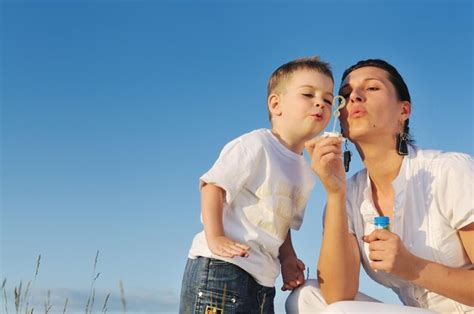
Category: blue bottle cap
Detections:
[{"x1": 374, "y1": 216, "x2": 390, "y2": 225}]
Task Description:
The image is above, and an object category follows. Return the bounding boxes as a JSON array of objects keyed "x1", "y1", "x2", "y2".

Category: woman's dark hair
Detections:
[
  {"x1": 341, "y1": 59, "x2": 410, "y2": 102},
  {"x1": 341, "y1": 59, "x2": 413, "y2": 143}
]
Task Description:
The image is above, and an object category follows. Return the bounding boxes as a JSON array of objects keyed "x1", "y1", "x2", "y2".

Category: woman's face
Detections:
[{"x1": 338, "y1": 66, "x2": 410, "y2": 145}]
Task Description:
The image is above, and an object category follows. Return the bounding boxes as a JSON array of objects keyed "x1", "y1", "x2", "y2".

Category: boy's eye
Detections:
[
  {"x1": 324, "y1": 99, "x2": 333, "y2": 105},
  {"x1": 302, "y1": 93, "x2": 314, "y2": 98},
  {"x1": 367, "y1": 86, "x2": 379, "y2": 91}
]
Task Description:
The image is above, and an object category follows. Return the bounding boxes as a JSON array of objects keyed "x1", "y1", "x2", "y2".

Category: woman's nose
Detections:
[{"x1": 349, "y1": 89, "x2": 364, "y2": 102}]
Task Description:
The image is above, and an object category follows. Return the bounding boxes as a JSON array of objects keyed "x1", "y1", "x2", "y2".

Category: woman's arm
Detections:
[
  {"x1": 305, "y1": 136, "x2": 361, "y2": 303},
  {"x1": 412, "y1": 223, "x2": 474, "y2": 306},
  {"x1": 318, "y1": 192, "x2": 361, "y2": 303},
  {"x1": 364, "y1": 222, "x2": 474, "y2": 306}
]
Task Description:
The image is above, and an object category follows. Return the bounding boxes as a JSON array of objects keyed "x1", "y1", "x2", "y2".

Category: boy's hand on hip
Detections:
[
  {"x1": 280, "y1": 256, "x2": 305, "y2": 291},
  {"x1": 207, "y1": 235, "x2": 250, "y2": 258}
]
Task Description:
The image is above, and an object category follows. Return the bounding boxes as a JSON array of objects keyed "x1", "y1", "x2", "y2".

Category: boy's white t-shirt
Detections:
[
  {"x1": 345, "y1": 145, "x2": 474, "y2": 313},
  {"x1": 188, "y1": 128, "x2": 315, "y2": 287}
]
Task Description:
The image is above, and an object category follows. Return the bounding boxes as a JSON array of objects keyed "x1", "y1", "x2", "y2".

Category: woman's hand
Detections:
[
  {"x1": 305, "y1": 136, "x2": 346, "y2": 194},
  {"x1": 363, "y1": 229, "x2": 421, "y2": 280},
  {"x1": 364, "y1": 226, "x2": 474, "y2": 306}
]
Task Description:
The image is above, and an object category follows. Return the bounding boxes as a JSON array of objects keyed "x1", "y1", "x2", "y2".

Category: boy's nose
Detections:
[{"x1": 312, "y1": 98, "x2": 325, "y2": 107}]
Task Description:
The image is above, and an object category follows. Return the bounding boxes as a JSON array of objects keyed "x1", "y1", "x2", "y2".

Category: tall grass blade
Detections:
[
  {"x1": 86, "y1": 250, "x2": 100, "y2": 314},
  {"x1": 2, "y1": 278, "x2": 8, "y2": 314},
  {"x1": 62, "y1": 297, "x2": 68, "y2": 314},
  {"x1": 20, "y1": 281, "x2": 31, "y2": 314},
  {"x1": 119, "y1": 280, "x2": 126, "y2": 314},
  {"x1": 24, "y1": 254, "x2": 41, "y2": 314},
  {"x1": 14, "y1": 281, "x2": 22, "y2": 314},
  {"x1": 102, "y1": 293, "x2": 110, "y2": 314},
  {"x1": 44, "y1": 290, "x2": 52, "y2": 314}
]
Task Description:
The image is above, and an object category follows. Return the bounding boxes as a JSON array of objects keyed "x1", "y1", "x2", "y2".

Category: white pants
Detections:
[{"x1": 286, "y1": 279, "x2": 436, "y2": 313}]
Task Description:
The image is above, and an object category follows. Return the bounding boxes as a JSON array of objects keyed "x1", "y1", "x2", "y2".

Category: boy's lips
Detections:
[{"x1": 310, "y1": 113, "x2": 324, "y2": 121}]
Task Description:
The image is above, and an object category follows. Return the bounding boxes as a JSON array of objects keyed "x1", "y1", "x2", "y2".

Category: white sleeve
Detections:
[
  {"x1": 200, "y1": 137, "x2": 258, "y2": 205},
  {"x1": 437, "y1": 153, "x2": 474, "y2": 230}
]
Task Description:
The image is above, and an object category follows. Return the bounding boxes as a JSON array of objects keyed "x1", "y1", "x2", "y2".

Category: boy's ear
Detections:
[{"x1": 268, "y1": 94, "x2": 282, "y2": 116}]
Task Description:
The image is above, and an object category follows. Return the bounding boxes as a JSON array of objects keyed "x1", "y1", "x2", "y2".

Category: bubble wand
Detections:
[
  {"x1": 324, "y1": 95, "x2": 346, "y2": 137},
  {"x1": 322, "y1": 95, "x2": 352, "y2": 172}
]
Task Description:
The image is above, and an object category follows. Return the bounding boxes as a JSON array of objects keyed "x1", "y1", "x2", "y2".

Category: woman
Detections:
[{"x1": 286, "y1": 59, "x2": 473, "y2": 313}]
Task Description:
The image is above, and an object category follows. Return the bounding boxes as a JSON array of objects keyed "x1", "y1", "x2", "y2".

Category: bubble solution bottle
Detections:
[{"x1": 374, "y1": 216, "x2": 390, "y2": 231}]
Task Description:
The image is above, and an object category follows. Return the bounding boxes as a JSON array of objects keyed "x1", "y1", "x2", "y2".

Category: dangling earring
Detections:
[
  {"x1": 341, "y1": 127, "x2": 351, "y2": 172},
  {"x1": 343, "y1": 139, "x2": 351, "y2": 172},
  {"x1": 396, "y1": 119, "x2": 409, "y2": 156}
]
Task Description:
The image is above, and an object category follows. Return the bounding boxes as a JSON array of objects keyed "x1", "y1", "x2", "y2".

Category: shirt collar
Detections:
[{"x1": 360, "y1": 145, "x2": 415, "y2": 221}]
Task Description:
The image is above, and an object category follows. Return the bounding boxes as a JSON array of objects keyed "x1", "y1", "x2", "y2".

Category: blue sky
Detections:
[{"x1": 1, "y1": 0, "x2": 472, "y2": 312}]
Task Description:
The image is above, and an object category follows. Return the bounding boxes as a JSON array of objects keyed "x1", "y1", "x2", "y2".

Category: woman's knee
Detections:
[{"x1": 285, "y1": 279, "x2": 328, "y2": 313}]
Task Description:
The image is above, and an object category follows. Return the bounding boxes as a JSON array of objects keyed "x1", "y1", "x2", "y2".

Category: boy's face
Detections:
[{"x1": 271, "y1": 69, "x2": 334, "y2": 141}]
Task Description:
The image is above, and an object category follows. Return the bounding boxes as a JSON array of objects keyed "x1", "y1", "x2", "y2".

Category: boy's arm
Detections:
[
  {"x1": 201, "y1": 183, "x2": 250, "y2": 258},
  {"x1": 279, "y1": 230, "x2": 305, "y2": 291}
]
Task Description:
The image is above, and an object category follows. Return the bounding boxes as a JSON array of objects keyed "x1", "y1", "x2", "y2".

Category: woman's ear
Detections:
[
  {"x1": 268, "y1": 94, "x2": 282, "y2": 117},
  {"x1": 400, "y1": 100, "x2": 411, "y2": 121}
]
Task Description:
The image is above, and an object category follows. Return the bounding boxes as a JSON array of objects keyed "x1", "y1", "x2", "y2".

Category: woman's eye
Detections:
[
  {"x1": 367, "y1": 86, "x2": 379, "y2": 91},
  {"x1": 339, "y1": 90, "x2": 350, "y2": 99}
]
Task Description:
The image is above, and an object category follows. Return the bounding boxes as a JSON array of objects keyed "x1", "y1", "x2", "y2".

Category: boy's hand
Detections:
[
  {"x1": 280, "y1": 256, "x2": 305, "y2": 291},
  {"x1": 207, "y1": 235, "x2": 250, "y2": 258}
]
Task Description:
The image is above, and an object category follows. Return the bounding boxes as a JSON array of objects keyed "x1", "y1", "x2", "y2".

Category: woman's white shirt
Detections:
[{"x1": 345, "y1": 145, "x2": 473, "y2": 313}]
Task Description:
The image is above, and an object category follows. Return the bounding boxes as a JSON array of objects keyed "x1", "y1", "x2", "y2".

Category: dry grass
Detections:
[{"x1": 2, "y1": 251, "x2": 126, "y2": 314}]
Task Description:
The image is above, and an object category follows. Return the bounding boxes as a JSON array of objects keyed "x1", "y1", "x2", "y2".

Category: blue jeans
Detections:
[{"x1": 179, "y1": 257, "x2": 275, "y2": 314}]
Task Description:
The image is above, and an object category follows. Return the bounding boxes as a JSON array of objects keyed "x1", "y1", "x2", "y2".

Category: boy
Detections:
[{"x1": 179, "y1": 56, "x2": 334, "y2": 313}]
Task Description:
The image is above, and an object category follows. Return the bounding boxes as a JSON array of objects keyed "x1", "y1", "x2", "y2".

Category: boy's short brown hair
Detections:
[{"x1": 267, "y1": 56, "x2": 333, "y2": 122}]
